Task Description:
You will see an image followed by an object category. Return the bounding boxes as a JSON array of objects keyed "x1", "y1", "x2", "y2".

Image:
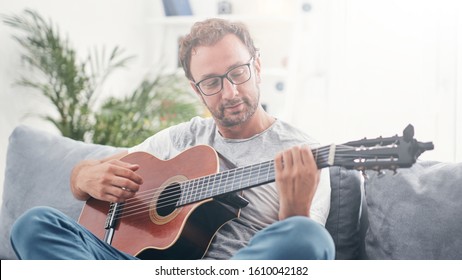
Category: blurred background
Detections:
[{"x1": 1, "y1": 0, "x2": 461, "y2": 200}]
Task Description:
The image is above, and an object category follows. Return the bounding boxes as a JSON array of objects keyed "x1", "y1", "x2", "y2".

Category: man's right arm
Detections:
[{"x1": 70, "y1": 151, "x2": 144, "y2": 203}]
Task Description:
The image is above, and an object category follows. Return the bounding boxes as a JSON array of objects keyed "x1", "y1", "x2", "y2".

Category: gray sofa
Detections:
[{"x1": 1, "y1": 125, "x2": 461, "y2": 260}]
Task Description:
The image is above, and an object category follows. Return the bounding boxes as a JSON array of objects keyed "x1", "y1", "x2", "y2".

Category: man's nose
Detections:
[{"x1": 221, "y1": 77, "x2": 238, "y2": 99}]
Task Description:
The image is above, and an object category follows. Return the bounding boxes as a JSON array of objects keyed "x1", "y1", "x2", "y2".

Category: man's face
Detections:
[{"x1": 189, "y1": 34, "x2": 261, "y2": 128}]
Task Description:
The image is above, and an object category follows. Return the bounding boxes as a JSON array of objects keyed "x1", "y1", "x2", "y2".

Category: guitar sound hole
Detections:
[{"x1": 157, "y1": 184, "x2": 181, "y2": 217}]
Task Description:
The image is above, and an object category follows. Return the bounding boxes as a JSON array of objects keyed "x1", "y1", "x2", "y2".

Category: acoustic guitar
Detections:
[{"x1": 78, "y1": 124, "x2": 433, "y2": 259}]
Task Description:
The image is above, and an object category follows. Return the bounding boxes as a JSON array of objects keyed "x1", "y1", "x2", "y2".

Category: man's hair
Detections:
[{"x1": 178, "y1": 18, "x2": 258, "y2": 81}]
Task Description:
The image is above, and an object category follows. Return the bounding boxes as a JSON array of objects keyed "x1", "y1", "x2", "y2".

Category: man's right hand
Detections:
[{"x1": 70, "y1": 151, "x2": 144, "y2": 202}]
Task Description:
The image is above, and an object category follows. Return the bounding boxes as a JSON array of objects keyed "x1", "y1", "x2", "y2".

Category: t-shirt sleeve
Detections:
[{"x1": 127, "y1": 127, "x2": 176, "y2": 159}]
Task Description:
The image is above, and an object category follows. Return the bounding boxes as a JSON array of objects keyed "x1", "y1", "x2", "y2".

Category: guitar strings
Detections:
[
  {"x1": 108, "y1": 145, "x2": 355, "y2": 220},
  {"x1": 110, "y1": 160, "x2": 277, "y2": 221},
  {"x1": 107, "y1": 145, "x2": 356, "y2": 221},
  {"x1": 122, "y1": 144, "x2": 351, "y2": 204},
  {"x1": 107, "y1": 145, "x2": 355, "y2": 221},
  {"x1": 119, "y1": 144, "x2": 339, "y2": 208}
]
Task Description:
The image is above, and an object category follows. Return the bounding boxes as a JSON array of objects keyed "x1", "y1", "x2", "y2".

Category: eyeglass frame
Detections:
[{"x1": 193, "y1": 57, "x2": 255, "y2": 96}]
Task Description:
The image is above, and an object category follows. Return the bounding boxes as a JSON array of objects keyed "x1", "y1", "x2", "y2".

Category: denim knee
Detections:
[
  {"x1": 10, "y1": 206, "x2": 63, "y2": 254},
  {"x1": 273, "y1": 216, "x2": 335, "y2": 260}
]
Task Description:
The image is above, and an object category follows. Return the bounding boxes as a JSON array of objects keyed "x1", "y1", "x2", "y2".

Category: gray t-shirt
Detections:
[{"x1": 129, "y1": 116, "x2": 331, "y2": 259}]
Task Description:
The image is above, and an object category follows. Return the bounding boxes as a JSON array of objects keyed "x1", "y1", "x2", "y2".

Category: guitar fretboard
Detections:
[{"x1": 177, "y1": 144, "x2": 335, "y2": 206}]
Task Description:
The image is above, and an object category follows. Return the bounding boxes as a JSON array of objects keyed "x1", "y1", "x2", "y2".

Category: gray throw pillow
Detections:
[
  {"x1": 365, "y1": 161, "x2": 462, "y2": 259},
  {"x1": 0, "y1": 126, "x2": 124, "y2": 259},
  {"x1": 325, "y1": 166, "x2": 363, "y2": 259}
]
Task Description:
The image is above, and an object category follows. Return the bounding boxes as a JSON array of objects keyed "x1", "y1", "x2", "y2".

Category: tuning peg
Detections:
[{"x1": 403, "y1": 124, "x2": 415, "y2": 142}]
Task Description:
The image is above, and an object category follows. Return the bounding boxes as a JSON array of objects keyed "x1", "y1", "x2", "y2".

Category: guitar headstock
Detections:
[{"x1": 334, "y1": 124, "x2": 434, "y2": 172}]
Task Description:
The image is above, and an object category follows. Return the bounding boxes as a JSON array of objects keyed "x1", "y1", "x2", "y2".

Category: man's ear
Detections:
[{"x1": 254, "y1": 56, "x2": 262, "y2": 83}]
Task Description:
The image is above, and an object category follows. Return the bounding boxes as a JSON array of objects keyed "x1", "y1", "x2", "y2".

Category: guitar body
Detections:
[{"x1": 78, "y1": 145, "x2": 238, "y2": 259}]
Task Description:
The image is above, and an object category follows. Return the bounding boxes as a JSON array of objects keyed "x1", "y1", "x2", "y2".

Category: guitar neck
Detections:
[{"x1": 177, "y1": 144, "x2": 335, "y2": 206}]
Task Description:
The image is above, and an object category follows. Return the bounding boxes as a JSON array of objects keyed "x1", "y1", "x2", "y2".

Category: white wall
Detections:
[
  {"x1": 1, "y1": 0, "x2": 461, "y2": 203},
  {"x1": 289, "y1": 0, "x2": 461, "y2": 163}
]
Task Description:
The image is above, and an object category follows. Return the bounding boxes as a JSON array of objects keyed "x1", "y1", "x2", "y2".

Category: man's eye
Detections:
[
  {"x1": 230, "y1": 69, "x2": 245, "y2": 78},
  {"x1": 202, "y1": 78, "x2": 220, "y2": 88}
]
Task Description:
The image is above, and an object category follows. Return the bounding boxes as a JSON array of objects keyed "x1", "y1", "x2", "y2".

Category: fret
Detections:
[
  {"x1": 191, "y1": 178, "x2": 197, "y2": 202},
  {"x1": 204, "y1": 175, "x2": 212, "y2": 200},
  {"x1": 222, "y1": 169, "x2": 230, "y2": 196},
  {"x1": 247, "y1": 164, "x2": 254, "y2": 187},
  {"x1": 201, "y1": 173, "x2": 209, "y2": 200},
  {"x1": 178, "y1": 182, "x2": 186, "y2": 206},
  {"x1": 201, "y1": 175, "x2": 210, "y2": 201},
  {"x1": 251, "y1": 163, "x2": 259, "y2": 186},
  {"x1": 178, "y1": 160, "x2": 279, "y2": 206},
  {"x1": 220, "y1": 171, "x2": 227, "y2": 196},
  {"x1": 230, "y1": 167, "x2": 237, "y2": 195},
  {"x1": 246, "y1": 164, "x2": 252, "y2": 191},
  {"x1": 185, "y1": 180, "x2": 193, "y2": 204},
  {"x1": 236, "y1": 166, "x2": 244, "y2": 193},
  {"x1": 182, "y1": 179, "x2": 191, "y2": 205},
  {"x1": 206, "y1": 173, "x2": 213, "y2": 199},
  {"x1": 210, "y1": 172, "x2": 220, "y2": 199},
  {"x1": 256, "y1": 163, "x2": 261, "y2": 188},
  {"x1": 194, "y1": 177, "x2": 203, "y2": 202}
]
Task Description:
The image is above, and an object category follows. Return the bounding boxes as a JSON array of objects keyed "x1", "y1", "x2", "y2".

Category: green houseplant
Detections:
[{"x1": 3, "y1": 9, "x2": 203, "y2": 147}]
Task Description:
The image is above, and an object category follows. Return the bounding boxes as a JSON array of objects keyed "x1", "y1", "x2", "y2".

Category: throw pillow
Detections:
[
  {"x1": 0, "y1": 126, "x2": 124, "y2": 259},
  {"x1": 365, "y1": 161, "x2": 462, "y2": 259},
  {"x1": 325, "y1": 166, "x2": 363, "y2": 259}
]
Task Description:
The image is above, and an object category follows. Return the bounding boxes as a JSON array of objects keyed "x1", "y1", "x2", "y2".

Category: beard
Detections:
[{"x1": 206, "y1": 88, "x2": 260, "y2": 128}]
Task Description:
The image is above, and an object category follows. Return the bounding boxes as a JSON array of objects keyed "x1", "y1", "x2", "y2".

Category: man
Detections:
[{"x1": 10, "y1": 18, "x2": 335, "y2": 260}]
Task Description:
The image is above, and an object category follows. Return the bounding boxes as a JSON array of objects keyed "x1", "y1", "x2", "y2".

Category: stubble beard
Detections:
[{"x1": 207, "y1": 88, "x2": 260, "y2": 128}]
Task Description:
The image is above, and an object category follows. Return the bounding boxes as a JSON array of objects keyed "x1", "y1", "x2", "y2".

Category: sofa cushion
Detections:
[
  {"x1": 0, "y1": 126, "x2": 124, "y2": 260},
  {"x1": 364, "y1": 161, "x2": 462, "y2": 259},
  {"x1": 325, "y1": 166, "x2": 363, "y2": 259}
]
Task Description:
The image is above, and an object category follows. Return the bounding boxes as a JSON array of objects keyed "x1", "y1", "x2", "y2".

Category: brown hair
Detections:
[{"x1": 178, "y1": 18, "x2": 258, "y2": 81}]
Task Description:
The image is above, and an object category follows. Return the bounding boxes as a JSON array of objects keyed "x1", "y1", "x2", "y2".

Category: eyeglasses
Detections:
[{"x1": 194, "y1": 57, "x2": 254, "y2": 96}]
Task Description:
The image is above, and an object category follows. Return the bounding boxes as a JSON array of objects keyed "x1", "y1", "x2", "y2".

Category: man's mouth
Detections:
[{"x1": 224, "y1": 100, "x2": 244, "y2": 110}]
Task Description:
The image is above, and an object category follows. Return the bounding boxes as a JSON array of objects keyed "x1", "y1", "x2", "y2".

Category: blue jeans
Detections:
[{"x1": 10, "y1": 206, "x2": 335, "y2": 260}]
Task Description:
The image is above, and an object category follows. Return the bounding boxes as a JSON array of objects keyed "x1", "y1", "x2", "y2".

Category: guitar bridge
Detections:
[{"x1": 104, "y1": 202, "x2": 124, "y2": 244}]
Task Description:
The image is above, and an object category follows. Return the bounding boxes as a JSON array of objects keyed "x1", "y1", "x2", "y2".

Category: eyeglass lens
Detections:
[{"x1": 198, "y1": 64, "x2": 251, "y2": 96}]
